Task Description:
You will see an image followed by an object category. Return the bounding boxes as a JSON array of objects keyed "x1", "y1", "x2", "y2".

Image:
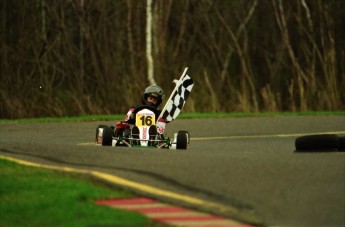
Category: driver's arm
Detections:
[{"x1": 125, "y1": 107, "x2": 135, "y2": 124}]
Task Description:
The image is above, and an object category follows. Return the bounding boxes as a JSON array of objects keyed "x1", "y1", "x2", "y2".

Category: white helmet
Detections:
[{"x1": 142, "y1": 85, "x2": 165, "y2": 107}]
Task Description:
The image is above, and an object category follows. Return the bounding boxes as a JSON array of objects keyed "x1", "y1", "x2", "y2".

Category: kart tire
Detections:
[
  {"x1": 178, "y1": 131, "x2": 190, "y2": 143},
  {"x1": 131, "y1": 126, "x2": 140, "y2": 146},
  {"x1": 338, "y1": 136, "x2": 345, "y2": 151},
  {"x1": 148, "y1": 125, "x2": 158, "y2": 146},
  {"x1": 96, "y1": 125, "x2": 108, "y2": 140},
  {"x1": 102, "y1": 126, "x2": 113, "y2": 146},
  {"x1": 295, "y1": 134, "x2": 338, "y2": 152},
  {"x1": 176, "y1": 131, "x2": 190, "y2": 149}
]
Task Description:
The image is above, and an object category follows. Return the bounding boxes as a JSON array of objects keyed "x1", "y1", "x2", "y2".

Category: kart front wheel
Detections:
[
  {"x1": 176, "y1": 131, "x2": 190, "y2": 149},
  {"x1": 102, "y1": 127, "x2": 113, "y2": 146}
]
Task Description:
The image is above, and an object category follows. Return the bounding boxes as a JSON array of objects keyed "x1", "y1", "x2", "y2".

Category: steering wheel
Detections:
[{"x1": 131, "y1": 105, "x2": 157, "y2": 115}]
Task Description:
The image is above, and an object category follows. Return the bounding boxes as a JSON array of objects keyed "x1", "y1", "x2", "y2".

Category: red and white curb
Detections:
[{"x1": 95, "y1": 197, "x2": 251, "y2": 227}]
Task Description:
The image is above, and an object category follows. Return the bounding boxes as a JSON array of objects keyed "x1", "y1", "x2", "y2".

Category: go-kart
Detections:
[
  {"x1": 95, "y1": 67, "x2": 194, "y2": 150},
  {"x1": 95, "y1": 105, "x2": 190, "y2": 149}
]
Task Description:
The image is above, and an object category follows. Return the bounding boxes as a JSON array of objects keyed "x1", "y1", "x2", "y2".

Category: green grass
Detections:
[
  {"x1": 1, "y1": 111, "x2": 344, "y2": 123},
  {"x1": 179, "y1": 111, "x2": 345, "y2": 118},
  {"x1": 0, "y1": 114, "x2": 125, "y2": 123},
  {"x1": 0, "y1": 158, "x2": 165, "y2": 227}
]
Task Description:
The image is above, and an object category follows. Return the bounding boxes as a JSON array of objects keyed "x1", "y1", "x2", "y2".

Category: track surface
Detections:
[{"x1": 1, "y1": 116, "x2": 344, "y2": 226}]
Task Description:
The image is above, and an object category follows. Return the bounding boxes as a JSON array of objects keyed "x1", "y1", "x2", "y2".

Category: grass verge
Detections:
[
  {"x1": 0, "y1": 158, "x2": 165, "y2": 227},
  {"x1": 1, "y1": 111, "x2": 344, "y2": 123}
]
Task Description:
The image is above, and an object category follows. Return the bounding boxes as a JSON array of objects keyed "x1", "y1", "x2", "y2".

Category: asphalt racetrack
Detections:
[{"x1": 1, "y1": 116, "x2": 344, "y2": 226}]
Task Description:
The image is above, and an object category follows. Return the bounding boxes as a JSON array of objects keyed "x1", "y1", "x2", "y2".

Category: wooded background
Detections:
[{"x1": 1, "y1": 0, "x2": 344, "y2": 118}]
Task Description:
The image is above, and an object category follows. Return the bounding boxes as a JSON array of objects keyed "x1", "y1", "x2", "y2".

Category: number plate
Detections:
[{"x1": 135, "y1": 111, "x2": 155, "y2": 127}]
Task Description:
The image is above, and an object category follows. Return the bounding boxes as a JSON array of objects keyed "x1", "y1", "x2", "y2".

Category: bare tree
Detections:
[
  {"x1": 146, "y1": 0, "x2": 155, "y2": 85},
  {"x1": 0, "y1": 0, "x2": 343, "y2": 118}
]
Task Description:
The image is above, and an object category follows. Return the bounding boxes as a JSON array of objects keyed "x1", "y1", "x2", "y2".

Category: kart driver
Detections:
[{"x1": 115, "y1": 85, "x2": 167, "y2": 136}]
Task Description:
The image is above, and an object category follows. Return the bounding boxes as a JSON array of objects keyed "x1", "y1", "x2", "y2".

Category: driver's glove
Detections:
[{"x1": 156, "y1": 118, "x2": 166, "y2": 134}]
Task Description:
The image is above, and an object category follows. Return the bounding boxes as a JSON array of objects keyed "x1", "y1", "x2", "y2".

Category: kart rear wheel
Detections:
[
  {"x1": 176, "y1": 131, "x2": 190, "y2": 149},
  {"x1": 102, "y1": 126, "x2": 113, "y2": 146},
  {"x1": 295, "y1": 134, "x2": 338, "y2": 152},
  {"x1": 96, "y1": 125, "x2": 108, "y2": 142}
]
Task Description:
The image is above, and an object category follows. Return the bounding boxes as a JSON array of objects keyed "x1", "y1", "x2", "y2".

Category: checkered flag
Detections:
[{"x1": 158, "y1": 68, "x2": 194, "y2": 123}]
